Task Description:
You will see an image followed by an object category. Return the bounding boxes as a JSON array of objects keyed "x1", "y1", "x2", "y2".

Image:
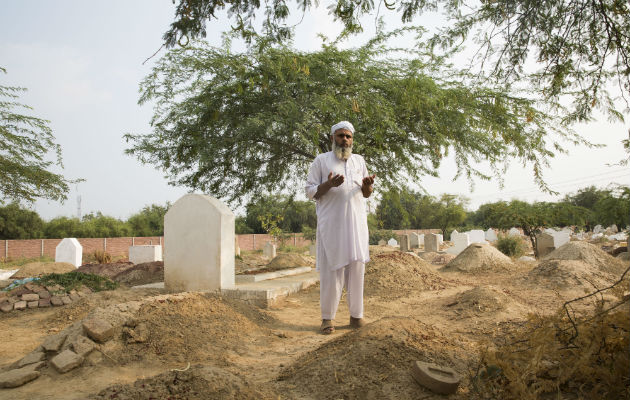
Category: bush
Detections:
[
  {"x1": 38, "y1": 271, "x2": 119, "y2": 292},
  {"x1": 369, "y1": 229, "x2": 396, "y2": 245},
  {"x1": 85, "y1": 250, "x2": 112, "y2": 264},
  {"x1": 496, "y1": 235, "x2": 526, "y2": 257}
]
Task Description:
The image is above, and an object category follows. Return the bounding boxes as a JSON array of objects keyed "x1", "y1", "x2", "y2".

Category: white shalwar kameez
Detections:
[{"x1": 305, "y1": 151, "x2": 370, "y2": 320}]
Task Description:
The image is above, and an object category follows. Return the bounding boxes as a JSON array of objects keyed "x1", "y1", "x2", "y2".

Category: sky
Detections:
[{"x1": 1, "y1": 1, "x2": 628, "y2": 221}]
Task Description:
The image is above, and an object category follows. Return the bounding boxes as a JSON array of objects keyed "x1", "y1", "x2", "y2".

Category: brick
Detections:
[
  {"x1": 50, "y1": 350, "x2": 83, "y2": 373},
  {"x1": 16, "y1": 351, "x2": 46, "y2": 368},
  {"x1": 61, "y1": 296, "x2": 72, "y2": 305},
  {"x1": 50, "y1": 296, "x2": 64, "y2": 306},
  {"x1": 27, "y1": 301, "x2": 39, "y2": 309},
  {"x1": 13, "y1": 300, "x2": 27, "y2": 310},
  {"x1": 71, "y1": 336, "x2": 96, "y2": 357},
  {"x1": 22, "y1": 361, "x2": 46, "y2": 371},
  {"x1": 38, "y1": 290, "x2": 51, "y2": 299},
  {"x1": 38, "y1": 299, "x2": 51, "y2": 308},
  {"x1": 12, "y1": 287, "x2": 32, "y2": 297},
  {"x1": 22, "y1": 293, "x2": 39, "y2": 302},
  {"x1": 42, "y1": 332, "x2": 68, "y2": 352},
  {"x1": 46, "y1": 284, "x2": 63, "y2": 292},
  {"x1": 1, "y1": 303, "x2": 13, "y2": 312},
  {"x1": 0, "y1": 367, "x2": 40, "y2": 388},
  {"x1": 82, "y1": 318, "x2": 115, "y2": 343}
]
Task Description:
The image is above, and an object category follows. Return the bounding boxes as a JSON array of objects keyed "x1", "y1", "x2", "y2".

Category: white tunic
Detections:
[{"x1": 305, "y1": 152, "x2": 370, "y2": 271}]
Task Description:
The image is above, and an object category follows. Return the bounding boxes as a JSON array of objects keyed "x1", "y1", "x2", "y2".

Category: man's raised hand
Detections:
[
  {"x1": 362, "y1": 174, "x2": 376, "y2": 188},
  {"x1": 328, "y1": 172, "x2": 345, "y2": 187}
]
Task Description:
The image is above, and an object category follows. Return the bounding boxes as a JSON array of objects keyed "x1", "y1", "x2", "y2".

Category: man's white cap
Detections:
[{"x1": 330, "y1": 121, "x2": 355, "y2": 136}]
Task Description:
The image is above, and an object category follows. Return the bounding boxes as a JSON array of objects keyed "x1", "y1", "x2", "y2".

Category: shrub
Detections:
[
  {"x1": 496, "y1": 235, "x2": 526, "y2": 257},
  {"x1": 38, "y1": 271, "x2": 118, "y2": 292},
  {"x1": 369, "y1": 229, "x2": 396, "y2": 245},
  {"x1": 85, "y1": 250, "x2": 112, "y2": 264}
]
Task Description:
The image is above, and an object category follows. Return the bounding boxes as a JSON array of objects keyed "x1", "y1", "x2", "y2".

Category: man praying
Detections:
[{"x1": 305, "y1": 121, "x2": 375, "y2": 334}]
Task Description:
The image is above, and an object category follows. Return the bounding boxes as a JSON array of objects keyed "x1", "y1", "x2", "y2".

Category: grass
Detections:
[
  {"x1": 38, "y1": 271, "x2": 119, "y2": 293},
  {"x1": 0, "y1": 256, "x2": 55, "y2": 270}
]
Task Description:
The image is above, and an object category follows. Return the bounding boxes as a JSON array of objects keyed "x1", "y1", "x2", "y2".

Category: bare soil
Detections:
[{"x1": 1, "y1": 243, "x2": 628, "y2": 399}]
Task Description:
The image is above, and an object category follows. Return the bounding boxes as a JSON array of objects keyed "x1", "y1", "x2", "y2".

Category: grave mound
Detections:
[
  {"x1": 90, "y1": 364, "x2": 274, "y2": 399},
  {"x1": 440, "y1": 244, "x2": 514, "y2": 273},
  {"x1": 277, "y1": 317, "x2": 469, "y2": 399},
  {"x1": 77, "y1": 262, "x2": 134, "y2": 278},
  {"x1": 528, "y1": 259, "x2": 625, "y2": 289},
  {"x1": 10, "y1": 262, "x2": 76, "y2": 279},
  {"x1": 265, "y1": 253, "x2": 314, "y2": 271},
  {"x1": 365, "y1": 252, "x2": 451, "y2": 296},
  {"x1": 617, "y1": 252, "x2": 629, "y2": 261},
  {"x1": 542, "y1": 241, "x2": 627, "y2": 275},
  {"x1": 112, "y1": 261, "x2": 163, "y2": 286},
  {"x1": 449, "y1": 286, "x2": 518, "y2": 317}
]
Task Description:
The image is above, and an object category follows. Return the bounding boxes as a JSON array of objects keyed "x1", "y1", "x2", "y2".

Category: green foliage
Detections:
[
  {"x1": 495, "y1": 235, "x2": 525, "y2": 258},
  {"x1": 0, "y1": 203, "x2": 44, "y2": 239},
  {"x1": 164, "y1": 1, "x2": 629, "y2": 123},
  {"x1": 0, "y1": 68, "x2": 73, "y2": 204},
  {"x1": 245, "y1": 194, "x2": 316, "y2": 234},
  {"x1": 43, "y1": 216, "x2": 83, "y2": 238},
  {"x1": 369, "y1": 229, "x2": 396, "y2": 245},
  {"x1": 235, "y1": 216, "x2": 254, "y2": 234},
  {"x1": 431, "y1": 194, "x2": 468, "y2": 237},
  {"x1": 1, "y1": 256, "x2": 53, "y2": 269},
  {"x1": 127, "y1": 203, "x2": 169, "y2": 236},
  {"x1": 257, "y1": 213, "x2": 285, "y2": 244},
  {"x1": 301, "y1": 225, "x2": 316, "y2": 242},
  {"x1": 126, "y1": 33, "x2": 571, "y2": 203},
  {"x1": 592, "y1": 185, "x2": 630, "y2": 228},
  {"x1": 38, "y1": 271, "x2": 118, "y2": 293}
]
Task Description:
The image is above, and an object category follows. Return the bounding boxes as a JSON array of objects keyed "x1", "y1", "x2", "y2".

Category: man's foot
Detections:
[
  {"x1": 321, "y1": 319, "x2": 335, "y2": 334},
  {"x1": 350, "y1": 316, "x2": 366, "y2": 329}
]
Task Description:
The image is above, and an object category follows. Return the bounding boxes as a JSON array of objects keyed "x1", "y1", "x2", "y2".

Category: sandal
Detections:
[
  {"x1": 321, "y1": 319, "x2": 335, "y2": 334},
  {"x1": 350, "y1": 316, "x2": 366, "y2": 329}
]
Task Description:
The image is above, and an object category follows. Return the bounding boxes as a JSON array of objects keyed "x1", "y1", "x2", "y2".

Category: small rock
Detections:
[
  {"x1": 71, "y1": 336, "x2": 96, "y2": 357},
  {"x1": 16, "y1": 351, "x2": 46, "y2": 368},
  {"x1": 123, "y1": 322, "x2": 149, "y2": 343},
  {"x1": 24, "y1": 282, "x2": 37, "y2": 291},
  {"x1": 13, "y1": 301, "x2": 27, "y2": 311},
  {"x1": 50, "y1": 350, "x2": 83, "y2": 373},
  {"x1": 22, "y1": 361, "x2": 46, "y2": 372},
  {"x1": 27, "y1": 301, "x2": 39, "y2": 309},
  {"x1": 0, "y1": 280, "x2": 13, "y2": 290},
  {"x1": 50, "y1": 296, "x2": 64, "y2": 306},
  {"x1": 11, "y1": 287, "x2": 32, "y2": 297},
  {"x1": 42, "y1": 332, "x2": 68, "y2": 352},
  {"x1": 0, "y1": 303, "x2": 12, "y2": 313},
  {"x1": 0, "y1": 367, "x2": 40, "y2": 388},
  {"x1": 83, "y1": 318, "x2": 115, "y2": 343},
  {"x1": 38, "y1": 291, "x2": 51, "y2": 299},
  {"x1": 38, "y1": 299, "x2": 51, "y2": 308},
  {"x1": 45, "y1": 284, "x2": 62, "y2": 292},
  {"x1": 79, "y1": 286, "x2": 93, "y2": 295},
  {"x1": 61, "y1": 296, "x2": 72, "y2": 305},
  {"x1": 69, "y1": 293, "x2": 81, "y2": 302}
]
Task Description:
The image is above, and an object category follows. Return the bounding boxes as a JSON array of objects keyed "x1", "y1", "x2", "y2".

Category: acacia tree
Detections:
[
  {"x1": 1, "y1": 68, "x2": 72, "y2": 204},
  {"x1": 164, "y1": 0, "x2": 630, "y2": 121},
  {"x1": 126, "y1": 32, "x2": 580, "y2": 204}
]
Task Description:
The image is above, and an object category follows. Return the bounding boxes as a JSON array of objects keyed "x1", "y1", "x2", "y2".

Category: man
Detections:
[{"x1": 305, "y1": 121, "x2": 375, "y2": 334}]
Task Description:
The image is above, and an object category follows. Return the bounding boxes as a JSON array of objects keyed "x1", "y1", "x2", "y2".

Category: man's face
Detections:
[{"x1": 333, "y1": 129, "x2": 353, "y2": 148}]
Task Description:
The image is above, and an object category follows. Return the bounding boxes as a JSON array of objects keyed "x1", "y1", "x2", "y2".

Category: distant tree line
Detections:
[{"x1": 0, "y1": 185, "x2": 627, "y2": 240}]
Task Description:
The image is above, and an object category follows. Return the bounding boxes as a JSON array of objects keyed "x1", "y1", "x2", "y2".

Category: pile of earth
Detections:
[
  {"x1": 90, "y1": 364, "x2": 275, "y2": 399},
  {"x1": 529, "y1": 241, "x2": 628, "y2": 288},
  {"x1": 9, "y1": 262, "x2": 76, "y2": 279},
  {"x1": 440, "y1": 244, "x2": 515, "y2": 273},
  {"x1": 112, "y1": 261, "x2": 163, "y2": 286},
  {"x1": 277, "y1": 316, "x2": 471, "y2": 399},
  {"x1": 254, "y1": 253, "x2": 315, "y2": 274},
  {"x1": 447, "y1": 286, "x2": 526, "y2": 318},
  {"x1": 419, "y1": 251, "x2": 456, "y2": 265},
  {"x1": 77, "y1": 262, "x2": 134, "y2": 278},
  {"x1": 235, "y1": 252, "x2": 268, "y2": 274},
  {"x1": 364, "y1": 252, "x2": 453, "y2": 297}
]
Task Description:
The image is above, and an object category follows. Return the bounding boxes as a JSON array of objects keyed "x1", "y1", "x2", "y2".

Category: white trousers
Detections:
[{"x1": 319, "y1": 261, "x2": 365, "y2": 320}]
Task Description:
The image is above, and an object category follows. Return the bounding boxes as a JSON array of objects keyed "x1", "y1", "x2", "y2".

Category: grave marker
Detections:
[
  {"x1": 409, "y1": 233, "x2": 420, "y2": 248},
  {"x1": 446, "y1": 232, "x2": 470, "y2": 255},
  {"x1": 129, "y1": 245, "x2": 162, "y2": 264},
  {"x1": 55, "y1": 238, "x2": 82, "y2": 267},
  {"x1": 485, "y1": 228, "x2": 498, "y2": 242},
  {"x1": 387, "y1": 238, "x2": 398, "y2": 247},
  {"x1": 424, "y1": 233, "x2": 441, "y2": 252},
  {"x1": 263, "y1": 242, "x2": 277, "y2": 259},
  {"x1": 399, "y1": 234, "x2": 410, "y2": 252}
]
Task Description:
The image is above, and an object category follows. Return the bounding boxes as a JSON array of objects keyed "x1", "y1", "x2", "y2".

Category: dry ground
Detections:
[{"x1": 0, "y1": 241, "x2": 627, "y2": 399}]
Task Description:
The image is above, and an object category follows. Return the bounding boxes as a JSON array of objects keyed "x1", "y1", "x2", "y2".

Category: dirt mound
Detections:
[
  {"x1": 10, "y1": 262, "x2": 76, "y2": 278},
  {"x1": 447, "y1": 286, "x2": 526, "y2": 318},
  {"x1": 542, "y1": 241, "x2": 627, "y2": 275},
  {"x1": 528, "y1": 259, "x2": 625, "y2": 289},
  {"x1": 440, "y1": 244, "x2": 514, "y2": 273},
  {"x1": 365, "y1": 252, "x2": 452, "y2": 297},
  {"x1": 278, "y1": 317, "x2": 470, "y2": 399},
  {"x1": 113, "y1": 261, "x2": 163, "y2": 286},
  {"x1": 617, "y1": 252, "x2": 629, "y2": 261},
  {"x1": 266, "y1": 253, "x2": 314, "y2": 271},
  {"x1": 90, "y1": 364, "x2": 274, "y2": 399},
  {"x1": 77, "y1": 262, "x2": 134, "y2": 278}
]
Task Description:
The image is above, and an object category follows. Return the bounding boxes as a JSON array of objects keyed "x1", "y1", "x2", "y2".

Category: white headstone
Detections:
[
  {"x1": 399, "y1": 234, "x2": 410, "y2": 252},
  {"x1": 129, "y1": 245, "x2": 163, "y2": 264},
  {"x1": 508, "y1": 227, "x2": 521, "y2": 236},
  {"x1": 544, "y1": 228, "x2": 556, "y2": 234},
  {"x1": 55, "y1": 238, "x2": 82, "y2": 267},
  {"x1": 387, "y1": 238, "x2": 398, "y2": 247},
  {"x1": 418, "y1": 234, "x2": 425, "y2": 246},
  {"x1": 551, "y1": 231, "x2": 570, "y2": 248},
  {"x1": 409, "y1": 233, "x2": 420, "y2": 248},
  {"x1": 485, "y1": 228, "x2": 498, "y2": 242},
  {"x1": 235, "y1": 237, "x2": 241, "y2": 257},
  {"x1": 593, "y1": 224, "x2": 603, "y2": 234},
  {"x1": 536, "y1": 231, "x2": 570, "y2": 258},
  {"x1": 450, "y1": 229, "x2": 458, "y2": 237},
  {"x1": 468, "y1": 230, "x2": 487, "y2": 244},
  {"x1": 446, "y1": 232, "x2": 470, "y2": 255},
  {"x1": 164, "y1": 194, "x2": 235, "y2": 292},
  {"x1": 309, "y1": 243, "x2": 317, "y2": 257},
  {"x1": 424, "y1": 233, "x2": 441, "y2": 252},
  {"x1": 263, "y1": 241, "x2": 277, "y2": 259},
  {"x1": 518, "y1": 256, "x2": 536, "y2": 262}
]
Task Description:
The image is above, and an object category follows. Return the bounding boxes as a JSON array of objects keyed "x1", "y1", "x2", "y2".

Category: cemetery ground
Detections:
[{"x1": 0, "y1": 239, "x2": 628, "y2": 399}]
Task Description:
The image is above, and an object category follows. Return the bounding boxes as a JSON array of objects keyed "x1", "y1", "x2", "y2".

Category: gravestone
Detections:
[
  {"x1": 309, "y1": 243, "x2": 317, "y2": 257},
  {"x1": 418, "y1": 234, "x2": 425, "y2": 247},
  {"x1": 399, "y1": 234, "x2": 410, "y2": 252},
  {"x1": 55, "y1": 238, "x2": 82, "y2": 267},
  {"x1": 378, "y1": 239, "x2": 387, "y2": 246},
  {"x1": 468, "y1": 230, "x2": 487, "y2": 244},
  {"x1": 508, "y1": 227, "x2": 521, "y2": 236},
  {"x1": 129, "y1": 245, "x2": 162, "y2": 264},
  {"x1": 544, "y1": 228, "x2": 556, "y2": 234},
  {"x1": 235, "y1": 237, "x2": 241, "y2": 257},
  {"x1": 536, "y1": 231, "x2": 570, "y2": 258},
  {"x1": 446, "y1": 232, "x2": 470, "y2": 255},
  {"x1": 424, "y1": 233, "x2": 441, "y2": 252},
  {"x1": 485, "y1": 228, "x2": 498, "y2": 242},
  {"x1": 409, "y1": 233, "x2": 421, "y2": 248},
  {"x1": 387, "y1": 238, "x2": 398, "y2": 247},
  {"x1": 593, "y1": 225, "x2": 603, "y2": 234},
  {"x1": 450, "y1": 230, "x2": 458, "y2": 238},
  {"x1": 164, "y1": 194, "x2": 235, "y2": 292},
  {"x1": 263, "y1": 242, "x2": 277, "y2": 259}
]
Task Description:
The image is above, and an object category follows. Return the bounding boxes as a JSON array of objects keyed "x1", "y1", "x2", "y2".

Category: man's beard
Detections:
[{"x1": 332, "y1": 141, "x2": 353, "y2": 161}]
